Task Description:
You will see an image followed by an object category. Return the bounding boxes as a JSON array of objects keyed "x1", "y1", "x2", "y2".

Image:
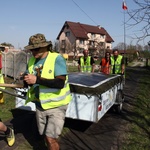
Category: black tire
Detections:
[
  {"x1": 114, "y1": 103, "x2": 123, "y2": 114},
  {"x1": 116, "y1": 90, "x2": 124, "y2": 103},
  {"x1": 114, "y1": 90, "x2": 124, "y2": 113}
]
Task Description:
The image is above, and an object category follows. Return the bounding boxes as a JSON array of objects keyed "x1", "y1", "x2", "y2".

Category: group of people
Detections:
[
  {"x1": 0, "y1": 33, "x2": 124, "y2": 150},
  {"x1": 78, "y1": 49, "x2": 125, "y2": 75}
]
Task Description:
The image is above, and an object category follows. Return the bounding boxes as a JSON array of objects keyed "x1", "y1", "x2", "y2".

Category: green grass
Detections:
[
  {"x1": 0, "y1": 77, "x2": 16, "y2": 122},
  {"x1": 122, "y1": 68, "x2": 150, "y2": 150},
  {"x1": 67, "y1": 65, "x2": 78, "y2": 72}
]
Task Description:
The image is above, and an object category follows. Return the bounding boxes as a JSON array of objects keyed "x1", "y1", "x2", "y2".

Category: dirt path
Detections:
[
  {"x1": 59, "y1": 66, "x2": 143, "y2": 150},
  {"x1": 0, "y1": 66, "x2": 148, "y2": 150}
]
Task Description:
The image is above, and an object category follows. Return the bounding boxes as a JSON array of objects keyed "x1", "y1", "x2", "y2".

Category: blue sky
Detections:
[{"x1": 0, "y1": 0, "x2": 148, "y2": 49}]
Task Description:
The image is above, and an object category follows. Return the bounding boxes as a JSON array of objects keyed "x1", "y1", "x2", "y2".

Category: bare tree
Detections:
[
  {"x1": 127, "y1": 0, "x2": 150, "y2": 42},
  {"x1": 114, "y1": 42, "x2": 127, "y2": 50},
  {"x1": 127, "y1": 44, "x2": 136, "y2": 51},
  {"x1": 143, "y1": 44, "x2": 149, "y2": 51}
]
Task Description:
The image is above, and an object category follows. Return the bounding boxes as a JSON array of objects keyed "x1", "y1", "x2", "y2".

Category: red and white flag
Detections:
[{"x1": 122, "y1": 0, "x2": 128, "y2": 10}]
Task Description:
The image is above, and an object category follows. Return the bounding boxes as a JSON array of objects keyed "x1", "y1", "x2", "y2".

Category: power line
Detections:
[{"x1": 72, "y1": 0, "x2": 98, "y2": 25}]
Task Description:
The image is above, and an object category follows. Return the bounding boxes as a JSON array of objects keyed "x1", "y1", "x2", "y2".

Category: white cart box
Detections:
[{"x1": 15, "y1": 73, "x2": 124, "y2": 122}]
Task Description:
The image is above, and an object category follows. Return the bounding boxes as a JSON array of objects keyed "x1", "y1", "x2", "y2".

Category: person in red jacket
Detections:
[{"x1": 99, "y1": 51, "x2": 111, "y2": 75}]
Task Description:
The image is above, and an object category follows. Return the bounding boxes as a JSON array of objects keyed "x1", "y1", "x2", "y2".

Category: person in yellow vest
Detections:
[
  {"x1": 110, "y1": 49, "x2": 125, "y2": 75},
  {"x1": 78, "y1": 49, "x2": 95, "y2": 73},
  {"x1": 99, "y1": 51, "x2": 111, "y2": 74},
  {"x1": 0, "y1": 119, "x2": 15, "y2": 146},
  {"x1": 0, "y1": 51, "x2": 5, "y2": 104},
  {"x1": 23, "y1": 33, "x2": 72, "y2": 150}
]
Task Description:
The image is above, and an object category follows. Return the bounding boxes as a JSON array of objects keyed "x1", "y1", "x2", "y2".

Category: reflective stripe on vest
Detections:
[
  {"x1": 80, "y1": 56, "x2": 92, "y2": 72},
  {"x1": 25, "y1": 52, "x2": 72, "y2": 109},
  {"x1": 110, "y1": 55, "x2": 122, "y2": 74},
  {"x1": 40, "y1": 90, "x2": 71, "y2": 103}
]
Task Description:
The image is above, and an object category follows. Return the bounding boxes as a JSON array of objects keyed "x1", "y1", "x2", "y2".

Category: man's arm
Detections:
[
  {"x1": 99, "y1": 61, "x2": 102, "y2": 72},
  {"x1": 121, "y1": 64, "x2": 125, "y2": 74},
  {"x1": 121, "y1": 57, "x2": 125, "y2": 74},
  {"x1": 91, "y1": 64, "x2": 95, "y2": 73},
  {"x1": 78, "y1": 65, "x2": 81, "y2": 72},
  {"x1": 91, "y1": 57, "x2": 95, "y2": 73},
  {"x1": 78, "y1": 58, "x2": 81, "y2": 72},
  {"x1": 24, "y1": 74, "x2": 66, "y2": 89},
  {"x1": 36, "y1": 76, "x2": 66, "y2": 89},
  {"x1": 109, "y1": 60, "x2": 111, "y2": 74}
]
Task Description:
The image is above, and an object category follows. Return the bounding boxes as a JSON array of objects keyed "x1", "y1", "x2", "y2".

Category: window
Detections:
[
  {"x1": 100, "y1": 42, "x2": 104, "y2": 46},
  {"x1": 65, "y1": 31, "x2": 70, "y2": 37},
  {"x1": 62, "y1": 40, "x2": 66, "y2": 45},
  {"x1": 61, "y1": 40, "x2": 66, "y2": 48},
  {"x1": 79, "y1": 39, "x2": 84, "y2": 45},
  {"x1": 91, "y1": 33, "x2": 96, "y2": 39},
  {"x1": 89, "y1": 41, "x2": 95, "y2": 46},
  {"x1": 100, "y1": 35, "x2": 105, "y2": 39}
]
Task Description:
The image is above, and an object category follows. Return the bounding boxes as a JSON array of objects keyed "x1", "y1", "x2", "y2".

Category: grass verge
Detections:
[
  {"x1": 0, "y1": 77, "x2": 15, "y2": 122},
  {"x1": 122, "y1": 68, "x2": 150, "y2": 150}
]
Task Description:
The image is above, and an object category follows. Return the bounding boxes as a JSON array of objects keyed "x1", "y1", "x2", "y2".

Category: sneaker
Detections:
[
  {"x1": 6, "y1": 127, "x2": 15, "y2": 146},
  {"x1": 0, "y1": 97, "x2": 4, "y2": 104}
]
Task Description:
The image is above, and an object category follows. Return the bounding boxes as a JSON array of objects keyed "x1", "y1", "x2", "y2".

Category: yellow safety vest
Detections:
[
  {"x1": 110, "y1": 55, "x2": 123, "y2": 74},
  {"x1": 25, "y1": 52, "x2": 72, "y2": 109},
  {"x1": 0, "y1": 53, "x2": 5, "y2": 93},
  {"x1": 80, "y1": 56, "x2": 92, "y2": 72},
  {"x1": 0, "y1": 71, "x2": 5, "y2": 93}
]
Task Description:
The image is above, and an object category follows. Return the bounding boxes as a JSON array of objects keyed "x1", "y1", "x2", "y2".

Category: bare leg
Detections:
[
  {"x1": 45, "y1": 136, "x2": 59, "y2": 150},
  {"x1": 0, "y1": 122, "x2": 7, "y2": 132}
]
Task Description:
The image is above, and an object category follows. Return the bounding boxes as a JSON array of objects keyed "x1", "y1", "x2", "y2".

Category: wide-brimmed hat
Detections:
[{"x1": 24, "y1": 33, "x2": 52, "y2": 50}]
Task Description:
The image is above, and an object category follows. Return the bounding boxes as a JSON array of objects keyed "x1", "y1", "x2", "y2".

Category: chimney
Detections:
[{"x1": 97, "y1": 25, "x2": 101, "y2": 29}]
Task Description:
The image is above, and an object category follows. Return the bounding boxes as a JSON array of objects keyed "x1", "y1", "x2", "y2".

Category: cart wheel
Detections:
[
  {"x1": 114, "y1": 90, "x2": 123, "y2": 114},
  {"x1": 116, "y1": 90, "x2": 124, "y2": 103},
  {"x1": 114, "y1": 103, "x2": 123, "y2": 114}
]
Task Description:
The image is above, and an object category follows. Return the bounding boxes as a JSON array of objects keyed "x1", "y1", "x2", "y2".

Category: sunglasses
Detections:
[{"x1": 30, "y1": 48, "x2": 41, "y2": 52}]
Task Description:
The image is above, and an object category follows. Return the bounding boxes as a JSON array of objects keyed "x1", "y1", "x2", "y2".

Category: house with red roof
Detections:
[{"x1": 57, "y1": 21, "x2": 114, "y2": 57}]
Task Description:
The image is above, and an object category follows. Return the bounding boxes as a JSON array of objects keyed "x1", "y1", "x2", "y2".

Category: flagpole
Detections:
[
  {"x1": 122, "y1": 0, "x2": 127, "y2": 85},
  {"x1": 124, "y1": 10, "x2": 126, "y2": 54},
  {"x1": 122, "y1": 0, "x2": 127, "y2": 53}
]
